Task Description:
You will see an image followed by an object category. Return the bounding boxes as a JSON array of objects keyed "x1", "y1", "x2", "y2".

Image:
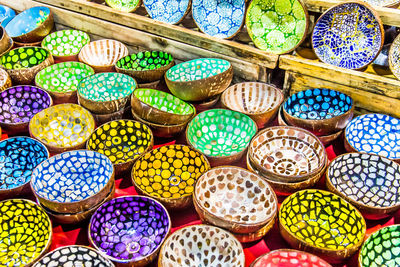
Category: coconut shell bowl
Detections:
[
  {"x1": 116, "y1": 51, "x2": 174, "y2": 83},
  {"x1": 78, "y1": 39, "x2": 128, "y2": 72},
  {"x1": 105, "y1": 0, "x2": 141, "y2": 12},
  {"x1": 158, "y1": 224, "x2": 245, "y2": 267},
  {"x1": 0, "y1": 85, "x2": 52, "y2": 134},
  {"x1": 87, "y1": 120, "x2": 153, "y2": 174},
  {"x1": 143, "y1": 0, "x2": 190, "y2": 24},
  {"x1": 0, "y1": 199, "x2": 52, "y2": 267},
  {"x1": 221, "y1": 82, "x2": 284, "y2": 128},
  {"x1": 0, "y1": 68, "x2": 11, "y2": 92},
  {"x1": 0, "y1": 5, "x2": 15, "y2": 27},
  {"x1": 89, "y1": 196, "x2": 171, "y2": 267},
  {"x1": 29, "y1": 103, "x2": 95, "y2": 154},
  {"x1": 0, "y1": 46, "x2": 54, "y2": 84},
  {"x1": 132, "y1": 144, "x2": 210, "y2": 209},
  {"x1": 186, "y1": 109, "x2": 257, "y2": 165},
  {"x1": 165, "y1": 58, "x2": 233, "y2": 102},
  {"x1": 389, "y1": 32, "x2": 400, "y2": 80},
  {"x1": 35, "y1": 61, "x2": 95, "y2": 104},
  {"x1": 0, "y1": 26, "x2": 12, "y2": 57}
]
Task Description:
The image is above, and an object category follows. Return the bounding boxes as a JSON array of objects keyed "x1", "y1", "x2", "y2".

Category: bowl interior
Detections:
[
  {"x1": 116, "y1": 51, "x2": 173, "y2": 71},
  {"x1": 79, "y1": 39, "x2": 128, "y2": 66},
  {"x1": 0, "y1": 5, "x2": 16, "y2": 27},
  {"x1": 1, "y1": 47, "x2": 50, "y2": 69},
  {"x1": 389, "y1": 33, "x2": 400, "y2": 80},
  {"x1": 252, "y1": 249, "x2": 331, "y2": 267},
  {"x1": 106, "y1": 0, "x2": 141, "y2": 12},
  {"x1": 90, "y1": 196, "x2": 170, "y2": 262},
  {"x1": 5, "y1": 6, "x2": 50, "y2": 37},
  {"x1": 41, "y1": 30, "x2": 90, "y2": 57},
  {"x1": 187, "y1": 109, "x2": 257, "y2": 157},
  {"x1": 143, "y1": 0, "x2": 190, "y2": 24}
]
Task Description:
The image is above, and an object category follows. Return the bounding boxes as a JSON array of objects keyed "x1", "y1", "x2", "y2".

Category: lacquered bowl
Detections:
[
  {"x1": 41, "y1": 29, "x2": 90, "y2": 62},
  {"x1": 279, "y1": 189, "x2": 366, "y2": 263},
  {"x1": 186, "y1": 109, "x2": 257, "y2": 165},
  {"x1": 0, "y1": 68, "x2": 11, "y2": 92},
  {"x1": 78, "y1": 39, "x2": 128, "y2": 72},
  {"x1": 0, "y1": 137, "x2": 48, "y2": 199},
  {"x1": 132, "y1": 144, "x2": 210, "y2": 209},
  {"x1": 131, "y1": 88, "x2": 195, "y2": 125},
  {"x1": 0, "y1": 26, "x2": 12, "y2": 56},
  {"x1": 29, "y1": 104, "x2": 95, "y2": 154},
  {"x1": 105, "y1": 0, "x2": 141, "y2": 12},
  {"x1": 0, "y1": 199, "x2": 52, "y2": 267},
  {"x1": 116, "y1": 51, "x2": 174, "y2": 83},
  {"x1": 89, "y1": 196, "x2": 171, "y2": 267},
  {"x1": 143, "y1": 0, "x2": 191, "y2": 24},
  {"x1": 283, "y1": 88, "x2": 354, "y2": 136},
  {"x1": 87, "y1": 119, "x2": 153, "y2": 174},
  {"x1": 78, "y1": 72, "x2": 137, "y2": 114},
  {"x1": 0, "y1": 5, "x2": 15, "y2": 27},
  {"x1": 158, "y1": 225, "x2": 245, "y2": 267},
  {"x1": 5, "y1": 6, "x2": 54, "y2": 43},
  {"x1": 389, "y1": 32, "x2": 400, "y2": 81},
  {"x1": 33, "y1": 246, "x2": 115, "y2": 267},
  {"x1": 221, "y1": 82, "x2": 284, "y2": 128},
  {"x1": 194, "y1": 166, "x2": 277, "y2": 234},
  {"x1": 165, "y1": 58, "x2": 233, "y2": 102},
  {"x1": 312, "y1": 2, "x2": 384, "y2": 69},
  {"x1": 0, "y1": 46, "x2": 54, "y2": 84}
]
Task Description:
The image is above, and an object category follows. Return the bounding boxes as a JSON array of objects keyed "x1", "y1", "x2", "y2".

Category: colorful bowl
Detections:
[
  {"x1": 89, "y1": 196, "x2": 171, "y2": 266},
  {"x1": 165, "y1": 58, "x2": 233, "y2": 102},
  {"x1": 41, "y1": 30, "x2": 90, "y2": 62},
  {"x1": 389, "y1": 33, "x2": 400, "y2": 81},
  {"x1": 0, "y1": 68, "x2": 11, "y2": 92},
  {"x1": 105, "y1": 0, "x2": 141, "y2": 12},
  {"x1": 279, "y1": 189, "x2": 366, "y2": 263},
  {"x1": 246, "y1": 0, "x2": 309, "y2": 54},
  {"x1": 78, "y1": 72, "x2": 137, "y2": 114},
  {"x1": 143, "y1": 0, "x2": 191, "y2": 24},
  {"x1": 0, "y1": 199, "x2": 52, "y2": 267},
  {"x1": 0, "y1": 5, "x2": 15, "y2": 27},
  {"x1": 29, "y1": 104, "x2": 95, "y2": 154},
  {"x1": 78, "y1": 39, "x2": 128, "y2": 72},
  {"x1": 132, "y1": 144, "x2": 210, "y2": 209},
  {"x1": 221, "y1": 82, "x2": 284, "y2": 128},
  {"x1": 31, "y1": 150, "x2": 114, "y2": 213},
  {"x1": 5, "y1": 6, "x2": 54, "y2": 43},
  {"x1": 0, "y1": 85, "x2": 52, "y2": 133},
  {"x1": 186, "y1": 109, "x2": 257, "y2": 165},
  {"x1": 0, "y1": 26, "x2": 12, "y2": 56},
  {"x1": 312, "y1": 2, "x2": 384, "y2": 69},
  {"x1": 158, "y1": 225, "x2": 245, "y2": 267},
  {"x1": 116, "y1": 51, "x2": 174, "y2": 83}
]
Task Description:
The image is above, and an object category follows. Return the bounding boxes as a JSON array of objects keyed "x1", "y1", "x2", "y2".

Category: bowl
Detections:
[
  {"x1": 165, "y1": 58, "x2": 233, "y2": 102},
  {"x1": 0, "y1": 137, "x2": 48, "y2": 199},
  {"x1": 89, "y1": 196, "x2": 171, "y2": 267},
  {"x1": 5, "y1": 6, "x2": 54, "y2": 43},
  {"x1": 0, "y1": 85, "x2": 53, "y2": 134},
  {"x1": 13, "y1": 39, "x2": 41, "y2": 47},
  {"x1": 389, "y1": 32, "x2": 400, "y2": 81},
  {"x1": 359, "y1": 225, "x2": 400, "y2": 267},
  {"x1": 372, "y1": 44, "x2": 392, "y2": 75},
  {"x1": 190, "y1": 93, "x2": 221, "y2": 112},
  {"x1": 0, "y1": 5, "x2": 15, "y2": 27},
  {"x1": 87, "y1": 119, "x2": 153, "y2": 174},
  {"x1": 221, "y1": 82, "x2": 284, "y2": 128},
  {"x1": 279, "y1": 189, "x2": 366, "y2": 263},
  {"x1": 194, "y1": 166, "x2": 277, "y2": 234},
  {"x1": 344, "y1": 113, "x2": 400, "y2": 162},
  {"x1": 41, "y1": 29, "x2": 90, "y2": 62},
  {"x1": 312, "y1": 2, "x2": 384, "y2": 69},
  {"x1": 359, "y1": 0, "x2": 400, "y2": 8},
  {"x1": 0, "y1": 66, "x2": 11, "y2": 92},
  {"x1": 186, "y1": 109, "x2": 257, "y2": 165},
  {"x1": 31, "y1": 150, "x2": 114, "y2": 213},
  {"x1": 29, "y1": 103, "x2": 95, "y2": 154},
  {"x1": 234, "y1": 215, "x2": 276, "y2": 243},
  {"x1": 246, "y1": 0, "x2": 308, "y2": 54},
  {"x1": 192, "y1": 0, "x2": 245, "y2": 39},
  {"x1": 143, "y1": 0, "x2": 191, "y2": 24},
  {"x1": 131, "y1": 88, "x2": 195, "y2": 125},
  {"x1": 249, "y1": 126, "x2": 327, "y2": 183},
  {"x1": 158, "y1": 224, "x2": 245, "y2": 267},
  {"x1": 78, "y1": 39, "x2": 128, "y2": 72},
  {"x1": 35, "y1": 61, "x2": 95, "y2": 104},
  {"x1": 105, "y1": 0, "x2": 141, "y2": 12},
  {"x1": 327, "y1": 152, "x2": 400, "y2": 220},
  {"x1": 0, "y1": 26, "x2": 12, "y2": 56},
  {"x1": 33, "y1": 245, "x2": 115, "y2": 267},
  {"x1": 78, "y1": 72, "x2": 137, "y2": 114},
  {"x1": 0, "y1": 199, "x2": 52, "y2": 267},
  {"x1": 92, "y1": 106, "x2": 126, "y2": 126},
  {"x1": 283, "y1": 88, "x2": 354, "y2": 136},
  {"x1": 0, "y1": 46, "x2": 54, "y2": 84},
  {"x1": 116, "y1": 51, "x2": 174, "y2": 83},
  {"x1": 132, "y1": 144, "x2": 210, "y2": 209}
]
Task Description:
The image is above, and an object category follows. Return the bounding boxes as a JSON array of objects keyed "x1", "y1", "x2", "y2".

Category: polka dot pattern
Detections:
[
  {"x1": 116, "y1": 51, "x2": 173, "y2": 71},
  {"x1": 143, "y1": 0, "x2": 190, "y2": 24},
  {"x1": 41, "y1": 30, "x2": 90, "y2": 57},
  {"x1": 105, "y1": 0, "x2": 141, "y2": 12},
  {"x1": 0, "y1": 47, "x2": 50, "y2": 69}
]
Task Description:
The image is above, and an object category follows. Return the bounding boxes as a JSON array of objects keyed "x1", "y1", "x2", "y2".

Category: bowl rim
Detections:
[
  {"x1": 389, "y1": 32, "x2": 400, "y2": 81},
  {"x1": 132, "y1": 107, "x2": 196, "y2": 127},
  {"x1": 0, "y1": 46, "x2": 52, "y2": 70},
  {"x1": 115, "y1": 50, "x2": 175, "y2": 72},
  {"x1": 143, "y1": 0, "x2": 191, "y2": 25},
  {"x1": 105, "y1": 0, "x2": 142, "y2": 12},
  {"x1": 41, "y1": 29, "x2": 90, "y2": 58}
]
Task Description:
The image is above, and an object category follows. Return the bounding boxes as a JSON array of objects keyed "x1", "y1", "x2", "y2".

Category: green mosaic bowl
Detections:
[
  {"x1": 105, "y1": 0, "x2": 141, "y2": 13},
  {"x1": 116, "y1": 51, "x2": 174, "y2": 83},
  {"x1": 41, "y1": 29, "x2": 90, "y2": 62},
  {"x1": 186, "y1": 109, "x2": 257, "y2": 165},
  {"x1": 131, "y1": 88, "x2": 195, "y2": 125},
  {"x1": 35, "y1": 61, "x2": 95, "y2": 104},
  {"x1": 77, "y1": 72, "x2": 137, "y2": 114},
  {"x1": 246, "y1": 0, "x2": 309, "y2": 54}
]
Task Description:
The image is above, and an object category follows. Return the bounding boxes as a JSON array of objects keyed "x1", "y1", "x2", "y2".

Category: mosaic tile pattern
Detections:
[
  {"x1": 41, "y1": 30, "x2": 90, "y2": 57},
  {"x1": 105, "y1": 0, "x2": 141, "y2": 12},
  {"x1": 143, "y1": 0, "x2": 190, "y2": 24},
  {"x1": 389, "y1": 33, "x2": 400, "y2": 81},
  {"x1": 116, "y1": 51, "x2": 173, "y2": 71},
  {"x1": 362, "y1": 0, "x2": 400, "y2": 7},
  {"x1": 252, "y1": 249, "x2": 331, "y2": 267},
  {"x1": 1, "y1": 47, "x2": 50, "y2": 69},
  {"x1": 4, "y1": 6, "x2": 49, "y2": 37}
]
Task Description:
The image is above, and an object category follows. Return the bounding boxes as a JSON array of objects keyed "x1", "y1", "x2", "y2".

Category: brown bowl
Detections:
[
  {"x1": 234, "y1": 214, "x2": 276, "y2": 243},
  {"x1": 13, "y1": 40, "x2": 42, "y2": 47},
  {"x1": 190, "y1": 93, "x2": 220, "y2": 112},
  {"x1": 91, "y1": 106, "x2": 126, "y2": 126},
  {"x1": 0, "y1": 26, "x2": 12, "y2": 56},
  {"x1": 0, "y1": 68, "x2": 11, "y2": 92}
]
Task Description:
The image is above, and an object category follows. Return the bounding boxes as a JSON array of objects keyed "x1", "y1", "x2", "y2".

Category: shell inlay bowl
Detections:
[
  {"x1": 362, "y1": 0, "x2": 400, "y2": 7},
  {"x1": 105, "y1": 0, "x2": 141, "y2": 12},
  {"x1": 143, "y1": 0, "x2": 190, "y2": 24},
  {"x1": 389, "y1": 33, "x2": 400, "y2": 81},
  {"x1": 0, "y1": 68, "x2": 11, "y2": 92},
  {"x1": 0, "y1": 5, "x2": 15, "y2": 27}
]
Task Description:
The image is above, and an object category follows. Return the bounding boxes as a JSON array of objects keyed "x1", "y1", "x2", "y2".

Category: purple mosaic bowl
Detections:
[
  {"x1": 0, "y1": 85, "x2": 52, "y2": 133},
  {"x1": 89, "y1": 196, "x2": 171, "y2": 267}
]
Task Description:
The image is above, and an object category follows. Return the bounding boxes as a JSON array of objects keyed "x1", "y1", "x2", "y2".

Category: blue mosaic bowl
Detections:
[
  {"x1": 143, "y1": 0, "x2": 190, "y2": 24},
  {"x1": 283, "y1": 88, "x2": 354, "y2": 136},
  {"x1": 0, "y1": 5, "x2": 15, "y2": 27},
  {"x1": 0, "y1": 136, "x2": 48, "y2": 199},
  {"x1": 31, "y1": 150, "x2": 115, "y2": 213},
  {"x1": 345, "y1": 114, "x2": 400, "y2": 162}
]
